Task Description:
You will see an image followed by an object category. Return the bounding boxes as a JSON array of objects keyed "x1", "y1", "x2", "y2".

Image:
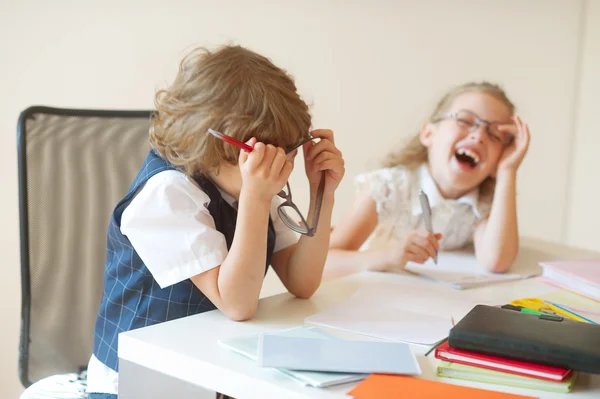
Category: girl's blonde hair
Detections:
[
  {"x1": 150, "y1": 45, "x2": 311, "y2": 176},
  {"x1": 383, "y1": 82, "x2": 516, "y2": 196}
]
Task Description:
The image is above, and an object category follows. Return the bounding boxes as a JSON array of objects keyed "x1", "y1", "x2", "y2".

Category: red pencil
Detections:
[{"x1": 207, "y1": 128, "x2": 253, "y2": 152}]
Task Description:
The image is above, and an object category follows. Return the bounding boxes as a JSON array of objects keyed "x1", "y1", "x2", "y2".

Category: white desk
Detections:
[{"x1": 118, "y1": 239, "x2": 600, "y2": 399}]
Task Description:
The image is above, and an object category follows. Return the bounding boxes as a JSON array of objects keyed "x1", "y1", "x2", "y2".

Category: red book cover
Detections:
[{"x1": 434, "y1": 341, "x2": 572, "y2": 382}]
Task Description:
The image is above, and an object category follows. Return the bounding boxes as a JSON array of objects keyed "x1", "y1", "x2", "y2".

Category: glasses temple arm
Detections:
[{"x1": 309, "y1": 172, "x2": 326, "y2": 233}]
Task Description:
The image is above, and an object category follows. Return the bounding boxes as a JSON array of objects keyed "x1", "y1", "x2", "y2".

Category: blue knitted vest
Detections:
[{"x1": 93, "y1": 149, "x2": 275, "y2": 371}]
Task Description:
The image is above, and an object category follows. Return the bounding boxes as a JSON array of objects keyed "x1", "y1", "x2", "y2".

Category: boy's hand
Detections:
[
  {"x1": 496, "y1": 115, "x2": 530, "y2": 175},
  {"x1": 239, "y1": 138, "x2": 293, "y2": 202},
  {"x1": 374, "y1": 230, "x2": 442, "y2": 272},
  {"x1": 303, "y1": 129, "x2": 345, "y2": 195}
]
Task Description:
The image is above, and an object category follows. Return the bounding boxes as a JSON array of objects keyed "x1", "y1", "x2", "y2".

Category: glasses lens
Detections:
[
  {"x1": 488, "y1": 125, "x2": 514, "y2": 146},
  {"x1": 454, "y1": 111, "x2": 477, "y2": 130},
  {"x1": 278, "y1": 205, "x2": 309, "y2": 234}
]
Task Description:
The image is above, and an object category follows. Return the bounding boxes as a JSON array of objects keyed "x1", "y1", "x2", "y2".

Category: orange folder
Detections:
[{"x1": 349, "y1": 375, "x2": 536, "y2": 399}]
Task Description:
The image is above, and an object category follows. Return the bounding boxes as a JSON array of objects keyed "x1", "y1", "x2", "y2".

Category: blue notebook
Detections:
[
  {"x1": 218, "y1": 326, "x2": 367, "y2": 388},
  {"x1": 258, "y1": 333, "x2": 421, "y2": 375}
]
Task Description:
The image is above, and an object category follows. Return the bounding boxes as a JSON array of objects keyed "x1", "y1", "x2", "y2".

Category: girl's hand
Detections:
[
  {"x1": 303, "y1": 129, "x2": 345, "y2": 195},
  {"x1": 496, "y1": 115, "x2": 530, "y2": 175},
  {"x1": 373, "y1": 230, "x2": 442, "y2": 272},
  {"x1": 239, "y1": 138, "x2": 293, "y2": 202}
]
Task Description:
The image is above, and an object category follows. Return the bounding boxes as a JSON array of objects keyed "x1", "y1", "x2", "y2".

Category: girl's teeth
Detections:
[{"x1": 457, "y1": 148, "x2": 479, "y2": 164}]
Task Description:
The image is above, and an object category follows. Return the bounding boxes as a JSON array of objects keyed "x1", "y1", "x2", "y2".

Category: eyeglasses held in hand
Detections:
[
  {"x1": 207, "y1": 128, "x2": 325, "y2": 237},
  {"x1": 431, "y1": 109, "x2": 515, "y2": 147}
]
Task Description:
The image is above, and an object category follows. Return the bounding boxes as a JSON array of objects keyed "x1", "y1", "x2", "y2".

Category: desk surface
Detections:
[{"x1": 119, "y1": 239, "x2": 600, "y2": 399}]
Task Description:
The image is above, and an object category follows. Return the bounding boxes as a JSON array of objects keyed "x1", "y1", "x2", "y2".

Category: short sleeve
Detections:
[
  {"x1": 354, "y1": 167, "x2": 411, "y2": 222},
  {"x1": 120, "y1": 170, "x2": 228, "y2": 289},
  {"x1": 270, "y1": 196, "x2": 299, "y2": 252}
]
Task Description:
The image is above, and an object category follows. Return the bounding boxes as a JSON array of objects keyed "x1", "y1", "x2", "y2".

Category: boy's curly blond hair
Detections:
[{"x1": 150, "y1": 45, "x2": 312, "y2": 176}]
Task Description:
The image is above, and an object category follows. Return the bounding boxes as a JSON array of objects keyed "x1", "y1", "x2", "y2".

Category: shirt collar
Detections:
[
  {"x1": 218, "y1": 189, "x2": 238, "y2": 209},
  {"x1": 202, "y1": 178, "x2": 238, "y2": 209},
  {"x1": 411, "y1": 164, "x2": 482, "y2": 218}
]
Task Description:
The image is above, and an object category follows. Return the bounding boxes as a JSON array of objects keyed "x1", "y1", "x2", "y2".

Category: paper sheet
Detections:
[
  {"x1": 404, "y1": 247, "x2": 546, "y2": 289},
  {"x1": 305, "y1": 285, "x2": 492, "y2": 345}
]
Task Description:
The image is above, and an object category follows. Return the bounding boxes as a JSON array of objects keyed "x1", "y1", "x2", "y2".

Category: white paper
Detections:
[
  {"x1": 305, "y1": 285, "x2": 491, "y2": 345},
  {"x1": 404, "y1": 248, "x2": 544, "y2": 289}
]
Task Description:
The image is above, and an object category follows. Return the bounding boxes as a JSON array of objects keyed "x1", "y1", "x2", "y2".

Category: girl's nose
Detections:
[{"x1": 469, "y1": 124, "x2": 487, "y2": 144}]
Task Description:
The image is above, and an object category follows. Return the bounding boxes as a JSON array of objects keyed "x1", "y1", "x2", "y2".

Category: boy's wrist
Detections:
[
  {"x1": 308, "y1": 181, "x2": 322, "y2": 196},
  {"x1": 239, "y1": 188, "x2": 273, "y2": 208},
  {"x1": 311, "y1": 188, "x2": 334, "y2": 204},
  {"x1": 308, "y1": 190, "x2": 334, "y2": 221}
]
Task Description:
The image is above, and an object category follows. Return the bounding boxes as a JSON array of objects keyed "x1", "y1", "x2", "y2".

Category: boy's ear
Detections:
[{"x1": 419, "y1": 122, "x2": 434, "y2": 147}]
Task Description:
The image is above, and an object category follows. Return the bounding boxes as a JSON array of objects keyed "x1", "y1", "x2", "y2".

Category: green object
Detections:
[
  {"x1": 520, "y1": 308, "x2": 543, "y2": 316},
  {"x1": 501, "y1": 304, "x2": 543, "y2": 316},
  {"x1": 436, "y1": 361, "x2": 576, "y2": 393}
]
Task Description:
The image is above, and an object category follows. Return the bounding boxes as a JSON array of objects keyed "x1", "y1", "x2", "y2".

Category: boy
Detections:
[{"x1": 87, "y1": 45, "x2": 345, "y2": 398}]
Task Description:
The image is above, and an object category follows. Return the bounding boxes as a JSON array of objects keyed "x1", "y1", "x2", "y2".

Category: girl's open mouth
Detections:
[{"x1": 454, "y1": 148, "x2": 480, "y2": 169}]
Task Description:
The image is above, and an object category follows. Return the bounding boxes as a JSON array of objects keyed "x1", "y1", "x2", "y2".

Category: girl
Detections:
[{"x1": 325, "y1": 82, "x2": 529, "y2": 280}]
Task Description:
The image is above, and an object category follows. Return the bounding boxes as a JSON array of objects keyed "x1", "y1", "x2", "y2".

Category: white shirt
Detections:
[
  {"x1": 87, "y1": 170, "x2": 298, "y2": 394},
  {"x1": 355, "y1": 164, "x2": 492, "y2": 252}
]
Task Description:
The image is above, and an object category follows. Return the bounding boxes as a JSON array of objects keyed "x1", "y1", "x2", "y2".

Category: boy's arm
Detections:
[
  {"x1": 270, "y1": 129, "x2": 348, "y2": 296},
  {"x1": 191, "y1": 141, "x2": 293, "y2": 321},
  {"x1": 474, "y1": 116, "x2": 530, "y2": 273},
  {"x1": 272, "y1": 188, "x2": 398, "y2": 292},
  {"x1": 270, "y1": 191, "x2": 334, "y2": 298},
  {"x1": 191, "y1": 192, "x2": 272, "y2": 321}
]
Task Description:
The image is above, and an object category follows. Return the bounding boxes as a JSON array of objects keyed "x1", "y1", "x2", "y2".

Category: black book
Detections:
[{"x1": 448, "y1": 305, "x2": 600, "y2": 374}]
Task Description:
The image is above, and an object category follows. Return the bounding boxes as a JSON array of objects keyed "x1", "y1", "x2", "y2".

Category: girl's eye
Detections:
[
  {"x1": 488, "y1": 132, "x2": 502, "y2": 143},
  {"x1": 488, "y1": 127, "x2": 504, "y2": 143},
  {"x1": 456, "y1": 118, "x2": 475, "y2": 128}
]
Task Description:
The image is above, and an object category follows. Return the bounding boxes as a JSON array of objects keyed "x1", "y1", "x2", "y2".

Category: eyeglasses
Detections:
[
  {"x1": 431, "y1": 109, "x2": 515, "y2": 147},
  {"x1": 207, "y1": 128, "x2": 325, "y2": 237}
]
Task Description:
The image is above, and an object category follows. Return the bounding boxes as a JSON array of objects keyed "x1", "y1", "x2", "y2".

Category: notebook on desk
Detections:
[
  {"x1": 448, "y1": 304, "x2": 600, "y2": 373},
  {"x1": 436, "y1": 361, "x2": 577, "y2": 393},
  {"x1": 218, "y1": 326, "x2": 367, "y2": 388},
  {"x1": 538, "y1": 259, "x2": 600, "y2": 301},
  {"x1": 434, "y1": 341, "x2": 572, "y2": 381},
  {"x1": 258, "y1": 334, "x2": 421, "y2": 375}
]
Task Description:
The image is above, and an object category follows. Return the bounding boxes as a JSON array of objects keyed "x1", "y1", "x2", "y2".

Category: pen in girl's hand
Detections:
[{"x1": 419, "y1": 190, "x2": 437, "y2": 264}]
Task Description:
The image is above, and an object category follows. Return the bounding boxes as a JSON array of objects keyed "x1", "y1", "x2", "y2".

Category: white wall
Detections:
[
  {"x1": 0, "y1": 0, "x2": 596, "y2": 396},
  {"x1": 566, "y1": 0, "x2": 600, "y2": 251}
]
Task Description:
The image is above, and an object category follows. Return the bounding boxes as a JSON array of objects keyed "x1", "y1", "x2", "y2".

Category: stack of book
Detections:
[
  {"x1": 434, "y1": 341, "x2": 577, "y2": 393},
  {"x1": 434, "y1": 303, "x2": 600, "y2": 393}
]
